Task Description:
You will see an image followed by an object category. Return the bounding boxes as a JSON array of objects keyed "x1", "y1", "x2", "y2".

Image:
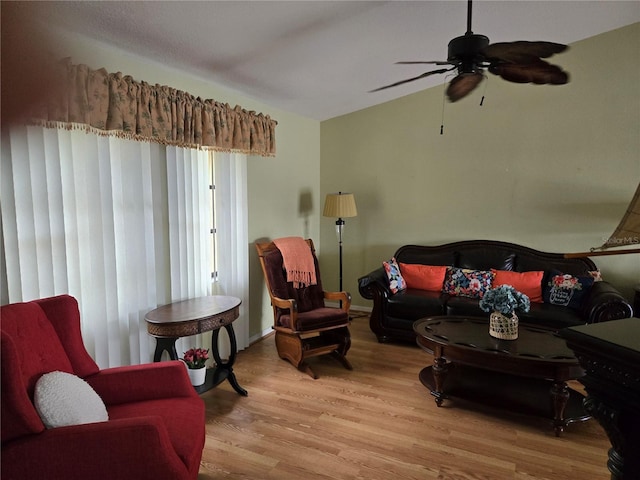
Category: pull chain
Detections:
[
  {"x1": 440, "y1": 75, "x2": 453, "y2": 135},
  {"x1": 480, "y1": 75, "x2": 488, "y2": 106}
]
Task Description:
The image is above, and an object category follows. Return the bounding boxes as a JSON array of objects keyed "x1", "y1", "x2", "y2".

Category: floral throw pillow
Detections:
[
  {"x1": 543, "y1": 270, "x2": 594, "y2": 310},
  {"x1": 442, "y1": 267, "x2": 494, "y2": 298},
  {"x1": 383, "y1": 257, "x2": 406, "y2": 294},
  {"x1": 588, "y1": 270, "x2": 603, "y2": 282}
]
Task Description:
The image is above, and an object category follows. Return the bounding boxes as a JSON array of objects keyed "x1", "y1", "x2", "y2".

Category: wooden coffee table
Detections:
[{"x1": 413, "y1": 316, "x2": 590, "y2": 436}]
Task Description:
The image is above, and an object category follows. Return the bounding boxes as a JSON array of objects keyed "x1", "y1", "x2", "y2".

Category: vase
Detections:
[
  {"x1": 489, "y1": 311, "x2": 519, "y2": 340},
  {"x1": 186, "y1": 366, "x2": 207, "y2": 386}
]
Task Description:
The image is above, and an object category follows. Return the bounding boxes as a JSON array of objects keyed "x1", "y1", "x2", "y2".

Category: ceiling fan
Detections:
[{"x1": 371, "y1": 0, "x2": 570, "y2": 102}]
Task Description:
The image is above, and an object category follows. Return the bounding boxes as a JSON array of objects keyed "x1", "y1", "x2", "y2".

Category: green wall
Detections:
[
  {"x1": 320, "y1": 23, "x2": 640, "y2": 306},
  {"x1": 48, "y1": 30, "x2": 321, "y2": 340},
  {"x1": 13, "y1": 19, "x2": 640, "y2": 340}
]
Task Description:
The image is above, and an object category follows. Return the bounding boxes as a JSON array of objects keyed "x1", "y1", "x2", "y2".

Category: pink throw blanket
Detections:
[{"x1": 273, "y1": 237, "x2": 317, "y2": 288}]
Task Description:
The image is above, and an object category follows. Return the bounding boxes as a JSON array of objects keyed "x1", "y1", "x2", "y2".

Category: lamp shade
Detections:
[{"x1": 323, "y1": 192, "x2": 357, "y2": 218}]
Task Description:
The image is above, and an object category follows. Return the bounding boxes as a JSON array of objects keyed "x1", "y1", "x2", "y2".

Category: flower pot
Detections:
[
  {"x1": 186, "y1": 366, "x2": 207, "y2": 386},
  {"x1": 489, "y1": 311, "x2": 518, "y2": 340}
]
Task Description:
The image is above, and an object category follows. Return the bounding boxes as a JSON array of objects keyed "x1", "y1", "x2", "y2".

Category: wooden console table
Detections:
[
  {"x1": 560, "y1": 318, "x2": 640, "y2": 480},
  {"x1": 145, "y1": 295, "x2": 247, "y2": 396}
]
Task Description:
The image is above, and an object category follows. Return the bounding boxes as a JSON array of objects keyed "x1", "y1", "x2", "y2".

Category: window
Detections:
[
  {"x1": 2, "y1": 126, "x2": 252, "y2": 365},
  {"x1": 2, "y1": 126, "x2": 217, "y2": 366}
]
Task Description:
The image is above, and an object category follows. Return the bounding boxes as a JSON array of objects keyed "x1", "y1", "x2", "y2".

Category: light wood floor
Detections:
[{"x1": 198, "y1": 312, "x2": 610, "y2": 479}]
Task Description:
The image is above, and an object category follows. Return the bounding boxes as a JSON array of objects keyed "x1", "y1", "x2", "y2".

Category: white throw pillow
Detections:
[{"x1": 34, "y1": 371, "x2": 109, "y2": 429}]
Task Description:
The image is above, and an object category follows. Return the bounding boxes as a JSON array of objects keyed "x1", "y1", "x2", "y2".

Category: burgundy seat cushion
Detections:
[{"x1": 279, "y1": 307, "x2": 349, "y2": 331}]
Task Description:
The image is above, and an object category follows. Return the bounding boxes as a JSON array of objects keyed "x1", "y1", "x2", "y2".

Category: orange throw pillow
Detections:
[
  {"x1": 399, "y1": 263, "x2": 447, "y2": 292},
  {"x1": 491, "y1": 269, "x2": 544, "y2": 303}
]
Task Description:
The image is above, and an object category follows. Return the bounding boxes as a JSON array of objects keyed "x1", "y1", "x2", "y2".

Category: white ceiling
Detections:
[{"x1": 23, "y1": 1, "x2": 640, "y2": 120}]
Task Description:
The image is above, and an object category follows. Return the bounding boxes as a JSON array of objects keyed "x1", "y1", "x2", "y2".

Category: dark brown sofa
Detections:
[{"x1": 358, "y1": 240, "x2": 633, "y2": 343}]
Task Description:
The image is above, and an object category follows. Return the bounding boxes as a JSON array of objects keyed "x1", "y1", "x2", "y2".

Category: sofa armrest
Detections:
[
  {"x1": 582, "y1": 281, "x2": 633, "y2": 323},
  {"x1": 1, "y1": 416, "x2": 191, "y2": 480},
  {"x1": 358, "y1": 267, "x2": 390, "y2": 300},
  {"x1": 85, "y1": 361, "x2": 198, "y2": 406}
]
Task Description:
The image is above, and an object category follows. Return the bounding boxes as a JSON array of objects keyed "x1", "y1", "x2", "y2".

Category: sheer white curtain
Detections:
[
  {"x1": 1, "y1": 126, "x2": 213, "y2": 368},
  {"x1": 211, "y1": 151, "x2": 250, "y2": 353}
]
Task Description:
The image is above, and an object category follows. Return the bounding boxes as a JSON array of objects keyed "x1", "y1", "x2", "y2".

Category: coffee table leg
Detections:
[
  {"x1": 551, "y1": 381, "x2": 570, "y2": 436},
  {"x1": 431, "y1": 356, "x2": 448, "y2": 407}
]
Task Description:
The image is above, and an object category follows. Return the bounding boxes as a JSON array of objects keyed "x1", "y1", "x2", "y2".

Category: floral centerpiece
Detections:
[
  {"x1": 479, "y1": 285, "x2": 530, "y2": 340},
  {"x1": 479, "y1": 285, "x2": 530, "y2": 318},
  {"x1": 182, "y1": 348, "x2": 209, "y2": 370}
]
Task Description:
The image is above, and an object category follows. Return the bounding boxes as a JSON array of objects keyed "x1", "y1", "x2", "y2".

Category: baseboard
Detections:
[
  {"x1": 324, "y1": 301, "x2": 372, "y2": 313},
  {"x1": 249, "y1": 327, "x2": 274, "y2": 346}
]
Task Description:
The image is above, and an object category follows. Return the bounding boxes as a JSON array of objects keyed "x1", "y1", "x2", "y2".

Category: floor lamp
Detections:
[{"x1": 323, "y1": 192, "x2": 357, "y2": 305}]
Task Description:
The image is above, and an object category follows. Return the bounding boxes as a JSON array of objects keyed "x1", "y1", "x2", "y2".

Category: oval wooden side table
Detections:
[{"x1": 145, "y1": 295, "x2": 247, "y2": 396}]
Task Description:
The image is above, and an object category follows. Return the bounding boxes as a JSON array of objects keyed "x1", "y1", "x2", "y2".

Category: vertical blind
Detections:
[
  {"x1": 1, "y1": 125, "x2": 249, "y2": 368},
  {"x1": 210, "y1": 152, "x2": 250, "y2": 354}
]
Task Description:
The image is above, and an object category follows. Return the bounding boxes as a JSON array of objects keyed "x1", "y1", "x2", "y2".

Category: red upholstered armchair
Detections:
[{"x1": 1, "y1": 294, "x2": 205, "y2": 480}]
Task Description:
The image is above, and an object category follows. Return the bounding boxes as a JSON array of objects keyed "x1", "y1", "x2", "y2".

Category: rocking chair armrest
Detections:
[
  {"x1": 271, "y1": 296, "x2": 297, "y2": 311},
  {"x1": 324, "y1": 291, "x2": 351, "y2": 312},
  {"x1": 270, "y1": 296, "x2": 299, "y2": 331}
]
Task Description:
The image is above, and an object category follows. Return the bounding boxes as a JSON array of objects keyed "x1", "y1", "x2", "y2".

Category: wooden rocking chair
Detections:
[{"x1": 255, "y1": 238, "x2": 352, "y2": 379}]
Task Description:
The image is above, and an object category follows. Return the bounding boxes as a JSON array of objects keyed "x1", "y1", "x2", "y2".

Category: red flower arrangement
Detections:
[{"x1": 182, "y1": 348, "x2": 209, "y2": 369}]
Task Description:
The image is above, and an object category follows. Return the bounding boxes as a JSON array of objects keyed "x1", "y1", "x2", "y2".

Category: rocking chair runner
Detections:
[{"x1": 255, "y1": 238, "x2": 352, "y2": 379}]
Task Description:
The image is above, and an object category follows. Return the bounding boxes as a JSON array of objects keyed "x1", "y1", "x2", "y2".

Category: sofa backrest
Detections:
[
  {"x1": 394, "y1": 240, "x2": 597, "y2": 275},
  {"x1": 0, "y1": 295, "x2": 100, "y2": 443},
  {"x1": 34, "y1": 295, "x2": 100, "y2": 377}
]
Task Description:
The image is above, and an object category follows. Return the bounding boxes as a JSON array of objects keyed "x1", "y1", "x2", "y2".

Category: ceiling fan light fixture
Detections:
[{"x1": 447, "y1": 33, "x2": 490, "y2": 64}]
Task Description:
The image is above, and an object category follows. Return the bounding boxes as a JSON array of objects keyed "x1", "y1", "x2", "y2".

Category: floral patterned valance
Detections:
[{"x1": 31, "y1": 60, "x2": 277, "y2": 156}]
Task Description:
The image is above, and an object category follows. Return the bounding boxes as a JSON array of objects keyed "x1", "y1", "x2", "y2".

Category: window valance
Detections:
[{"x1": 30, "y1": 59, "x2": 277, "y2": 157}]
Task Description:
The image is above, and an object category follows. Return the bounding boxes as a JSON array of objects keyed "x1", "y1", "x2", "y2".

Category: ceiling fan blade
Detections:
[
  {"x1": 482, "y1": 41, "x2": 568, "y2": 64},
  {"x1": 369, "y1": 67, "x2": 455, "y2": 92},
  {"x1": 396, "y1": 61, "x2": 453, "y2": 65},
  {"x1": 446, "y1": 72, "x2": 484, "y2": 102},
  {"x1": 489, "y1": 60, "x2": 569, "y2": 85}
]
